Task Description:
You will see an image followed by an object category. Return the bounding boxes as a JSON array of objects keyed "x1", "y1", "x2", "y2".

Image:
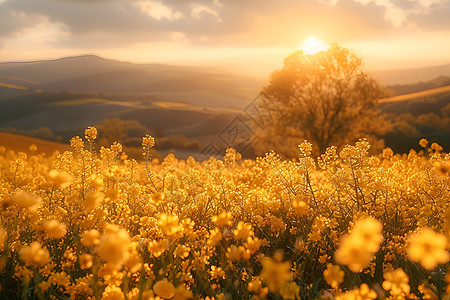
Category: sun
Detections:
[{"x1": 301, "y1": 37, "x2": 329, "y2": 55}]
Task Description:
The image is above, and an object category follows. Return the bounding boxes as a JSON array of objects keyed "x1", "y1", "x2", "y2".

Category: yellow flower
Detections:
[
  {"x1": 226, "y1": 245, "x2": 250, "y2": 261},
  {"x1": 248, "y1": 278, "x2": 268, "y2": 298},
  {"x1": 19, "y1": 242, "x2": 51, "y2": 267},
  {"x1": 419, "y1": 138, "x2": 428, "y2": 148},
  {"x1": 335, "y1": 218, "x2": 383, "y2": 273},
  {"x1": 407, "y1": 228, "x2": 449, "y2": 270},
  {"x1": 172, "y1": 284, "x2": 193, "y2": 300},
  {"x1": 211, "y1": 211, "x2": 232, "y2": 226},
  {"x1": 335, "y1": 283, "x2": 377, "y2": 300},
  {"x1": 11, "y1": 190, "x2": 41, "y2": 212},
  {"x1": 279, "y1": 282, "x2": 300, "y2": 300},
  {"x1": 48, "y1": 169, "x2": 72, "y2": 189},
  {"x1": 206, "y1": 227, "x2": 222, "y2": 248},
  {"x1": 98, "y1": 225, "x2": 131, "y2": 267},
  {"x1": 124, "y1": 250, "x2": 142, "y2": 274},
  {"x1": 84, "y1": 190, "x2": 104, "y2": 212},
  {"x1": 150, "y1": 192, "x2": 165, "y2": 205},
  {"x1": 430, "y1": 142, "x2": 443, "y2": 152},
  {"x1": 216, "y1": 293, "x2": 231, "y2": 300},
  {"x1": 101, "y1": 284, "x2": 124, "y2": 300},
  {"x1": 382, "y1": 268, "x2": 410, "y2": 297},
  {"x1": 335, "y1": 233, "x2": 371, "y2": 273},
  {"x1": 148, "y1": 239, "x2": 170, "y2": 257},
  {"x1": 37, "y1": 281, "x2": 51, "y2": 295},
  {"x1": 351, "y1": 218, "x2": 383, "y2": 253},
  {"x1": 111, "y1": 142, "x2": 122, "y2": 154},
  {"x1": 142, "y1": 134, "x2": 155, "y2": 149},
  {"x1": 48, "y1": 271, "x2": 71, "y2": 286},
  {"x1": 153, "y1": 279, "x2": 175, "y2": 299},
  {"x1": 70, "y1": 136, "x2": 84, "y2": 149},
  {"x1": 323, "y1": 264, "x2": 344, "y2": 289},
  {"x1": 175, "y1": 244, "x2": 191, "y2": 258},
  {"x1": 79, "y1": 253, "x2": 93, "y2": 270},
  {"x1": 244, "y1": 236, "x2": 261, "y2": 254},
  {"x1": 180, "y1": 218, "x2": 195, "y2": 236},
  {"x1": 419, "y1": 283, "x2": 438, "y2": 300},
  {"x1": 292, "y1": 197, "x2": 308, "y2": 216},
  {"x1": 42, "y1": 219, "x2": 67, "y2": 239},
  {"x1": 234, "y1": 221, "x2": 253, "y2": 240},
  {"x1": 157, "y1": 214, "x2": 180, "y2": 236},
  {"x1": 81, "y1": 229, "x2": 100, "y2": 247},
  {"x1": 260, "y1": 254, "x2": 291, "y2": 293},
  {"x1": 90, "y1": 174, "x2": 104, "y2": 191},
  {"x1": 85, "y1": 126, "x2": 98, "y2": 142},
  {"x1": 209, "y1": 265, "x2": 225, "y2": 280},
  {"x1": 298, "y1": 140, "x2": 313, "y2": 157}
]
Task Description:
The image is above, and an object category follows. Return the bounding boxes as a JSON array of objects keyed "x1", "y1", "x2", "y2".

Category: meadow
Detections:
[{"x1": 0, "y1": 126, "x2": 448, "y2": 299}]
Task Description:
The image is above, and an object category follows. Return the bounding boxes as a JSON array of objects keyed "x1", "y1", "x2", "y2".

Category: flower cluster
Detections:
[{"x1": 0, "y1": 130, "x2": 448, "y2": 299}]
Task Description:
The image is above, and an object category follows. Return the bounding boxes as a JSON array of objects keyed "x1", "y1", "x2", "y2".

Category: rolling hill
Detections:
[
  {"x1": 371, "y1": 64, "x2": 450, "y2": 86},
  {"x1": 0, "y1": 55, "x2": 262, "y2": 109},
  {"x1": 0, "y1": 132, "x2": 71, "y2": 156}
]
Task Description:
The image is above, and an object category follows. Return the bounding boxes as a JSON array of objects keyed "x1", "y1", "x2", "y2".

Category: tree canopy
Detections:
[{"x1": 251, "y1": 44, "x2": 388, "y2": 157}]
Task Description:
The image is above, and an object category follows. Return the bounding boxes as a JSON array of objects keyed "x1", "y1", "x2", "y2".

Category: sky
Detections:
[{"x1": 0, "y1": 0, "x2": 449, "y2": 78}]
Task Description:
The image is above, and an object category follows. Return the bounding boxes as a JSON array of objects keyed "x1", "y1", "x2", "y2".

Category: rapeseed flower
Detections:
[
  {"x1": 48, "y1": 169, "x2": 72, "y2": 189},
  {"x1": 148, "y1": 239, "x2": 170, "y2": 257},
  {"x1": 79, "y1": 253, "x2": 93, "y2": 270},
  {"x1": 81, "y1": 229, "x2": 100, "y2": 247},
  {"x1": 98, "y1": 225, "x2": 131, "y2": 267},
  {"x1": 42, "y1": 219, "x2": 67, "y2": 239},
  {"x1": 206, "y1": 227, "x2": 222, "y2": 247},
  {"x1": 382, "y1": 268, "x2": 410, "y2": 298},
  {"x1": 260, "y1": 253, "x2": 291, "y2": 293},
  {"x1": 11, "y1": 190, "x2": 41, "y2": 211},
  {"x1": 157, "y1": 213, "x2": 180, "y2": 236},
  {"x1": 323, "y1": 264, "x2": 344, "y2": 288},
  {"x1": 407, "y1": 228, "x2": 449, "y2": 270},
  {"x1": 335, "y1": 218, "x2": 383, "y2": 273},
  {"x1": 153, "y1": 279, "x2": 175, "y2": 299},
  {"x1": 19, "y1": 242, "x2": 51, "y2": 267},
  {"x1": 234, "y1": 221, "x2": 253, "y2": 240},
  {"x1": 102, "y1": 284, "x2": 125, "y2": 300},
  {"x1": 211, "y1": 211, "x2": 232, "y2": 226}
]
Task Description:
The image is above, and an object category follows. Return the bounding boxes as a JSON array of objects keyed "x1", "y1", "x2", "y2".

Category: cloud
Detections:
[
  {"x1": 137, "y1": 1, "x2": 183, "y2": 21},
  {"x1": 406, "y1": 1, "x2": 450, "y2": 29},
  {"x1": 0, "y1": 0, "x2": 446, "y2": 52},
  {"x1": 191, "y1": 4, "x2": 222, "y2": 22}
]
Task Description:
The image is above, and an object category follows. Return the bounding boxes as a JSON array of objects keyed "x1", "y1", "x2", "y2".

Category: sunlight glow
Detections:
[{"x1": 301, "y1": 37, "x2": 329, "y2": 55}]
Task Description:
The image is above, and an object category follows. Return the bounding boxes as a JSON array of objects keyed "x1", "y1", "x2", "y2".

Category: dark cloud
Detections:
[
  {"x1": 407, "y1": 1, "x2": 450, "y2": 29},
  {"x1": 0, "y1": 1, "x2": 44, "y2": 37},
  {"x1": 391, "y1": 0, "x2": 417, "y2": 10},
  {"x1": 0, "y1": 0, "x2": 445, "y2": 50}
]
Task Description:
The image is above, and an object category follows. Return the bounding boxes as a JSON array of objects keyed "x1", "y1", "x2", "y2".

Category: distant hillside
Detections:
[
  {"x1": 386, "y1": 76, "x2": 450, "y2": 95},
  {"x1": 0, "y1": 132, "x2": 71, "y2": 155},
  {"x1": 0, "y1": 90, "x2": 243, "y2": 159},
  {"x1": 0, "y1": 55, "x2": 262, "y2": 109},
  {"x1": 371, "y1": 64, "x2": 450, "y2": 85},
  {"x1": 377, "y1": 82, "x2": 450, "y2": 154},
  {"x1": 379, "y1": 87, "x2": 450, "y2": 116}
]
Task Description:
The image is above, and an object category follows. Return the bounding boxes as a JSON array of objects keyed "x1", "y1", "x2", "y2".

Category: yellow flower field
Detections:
[{"x1": 0, "y1": 127, "x2": 449, "y2": 299}]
